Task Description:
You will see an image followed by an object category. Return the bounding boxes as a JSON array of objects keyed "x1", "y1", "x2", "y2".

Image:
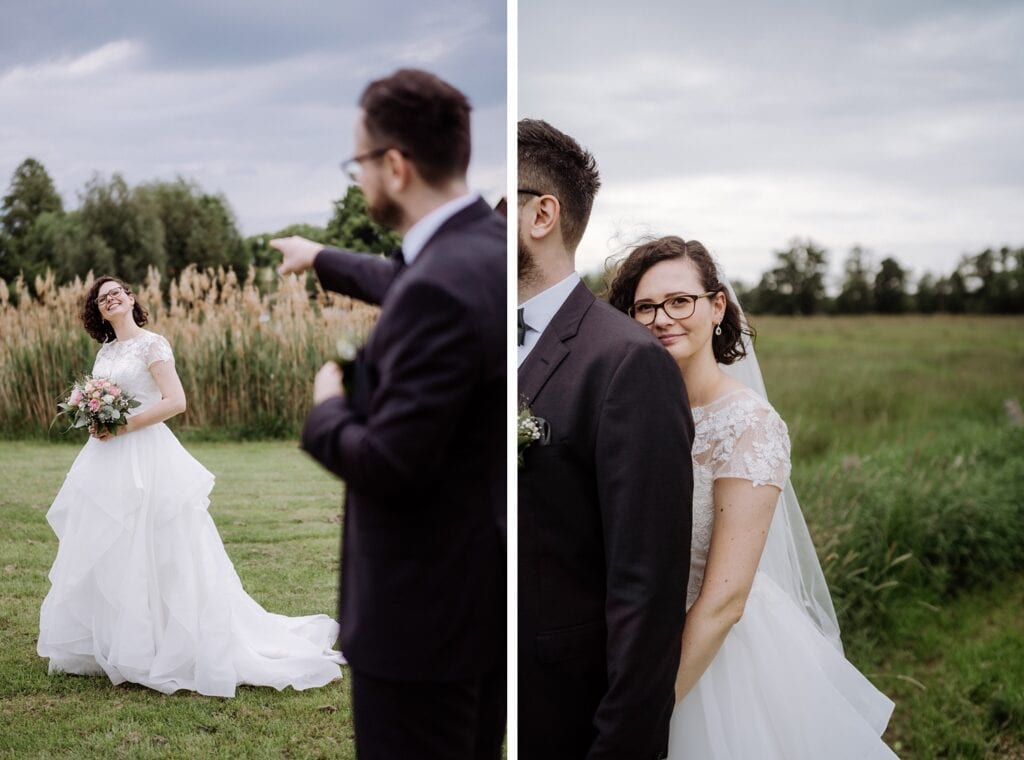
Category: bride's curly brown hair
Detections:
[
  {"x1": 81, "y1": 276, "x2": 149, "y2": 344},
  {"x1": 607, "y1": 236, "x2": 754, "y2": 365}
]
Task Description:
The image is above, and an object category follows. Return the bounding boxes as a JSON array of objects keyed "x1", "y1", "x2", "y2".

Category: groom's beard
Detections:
[
  {"x1": 518, "y1": 233, "x2": 540, "y2": 287},
  {"x1": 367, "y1": 192, "x2": 404, "y2": 232}
]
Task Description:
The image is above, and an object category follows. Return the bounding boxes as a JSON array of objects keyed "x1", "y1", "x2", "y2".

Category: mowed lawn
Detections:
[{"x1": 0, "y1": 442, "x2": 353, "y2": 759}]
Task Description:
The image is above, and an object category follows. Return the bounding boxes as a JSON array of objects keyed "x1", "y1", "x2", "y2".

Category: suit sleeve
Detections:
[
  {"x1": 313, "y1": 246, "x2": 401, "y2": 305},
  {"x1": 301, "y1": 278, "x2": 478, "y2": 498},
  {"x1": 588, "y1": 341, "x2": 694, "y2": 760}
]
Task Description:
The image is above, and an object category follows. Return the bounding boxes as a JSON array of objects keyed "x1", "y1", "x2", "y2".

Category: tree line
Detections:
[
  {"x1": 0, "y1": 157, "x2": 400, "y2": 295},
  {"x1": 733, "y1": 239, "x2": 1024, "y2": 315},
  {"x1": 5, "y1": 158, "x2": 1021, "y2": 314},
  {"x1": 584, "y1": 237, "x2": 1024, "y2": 316}
]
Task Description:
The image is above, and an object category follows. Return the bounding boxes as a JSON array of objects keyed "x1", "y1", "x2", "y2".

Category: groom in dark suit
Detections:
[
  {"x1": 272, "y1": 69, "x2": 505, "y2": 760},
  {"x1": 517, "y1": 119, "x2": 694, "y2": 759}
]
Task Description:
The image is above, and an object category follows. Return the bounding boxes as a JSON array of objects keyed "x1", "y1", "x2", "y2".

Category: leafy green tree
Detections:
[
  {"x1": 247, "y1": 224, "x2": 329, "y2": 272},
  {"x1": 325, "y1": 185, "x2": 402, "y2": 254},
  {"x1": 135, "y1": 179, "x2": 247, "y2": 281},
  {"x1": 0, "y1": 158, "x2": 64, "y2": 283},
  {"x1": 835, "y1": 246, "x2": 874, "y2": 314},
  {"x1": 914, "y1": 273, "x2": 938, "y2": 314},
  {"x1": 78, "y1": 174, "x2": 166, "y2": 283},
  {"x1": 873, "y1": 256, "x2": 908, "y2": 313},
  {"x1": 750, "y1": 238, "x2": 828, "y2": 315},
  {"x1": 20, "y1": 211, "x2": 89, "y2": 283},
  {"x1": 935, "y1": 271, "x2": 967, "y2": 313}
]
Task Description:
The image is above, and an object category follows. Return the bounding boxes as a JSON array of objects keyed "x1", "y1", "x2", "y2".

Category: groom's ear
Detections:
[
  {"x1": 383, "y1": 148, "x2": 414, "y2": 192},
  {"x1": 525, "y1": 195, "x2": 561, "y2": 242}
]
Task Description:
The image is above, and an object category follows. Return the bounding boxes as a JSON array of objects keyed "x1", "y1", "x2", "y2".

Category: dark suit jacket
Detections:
[
  {"x1": 302, "y1": 198, "x2": 505, "y2": 682},
  {"x1": 518, "y1": 281, "x2": 694, "y2": 760}
]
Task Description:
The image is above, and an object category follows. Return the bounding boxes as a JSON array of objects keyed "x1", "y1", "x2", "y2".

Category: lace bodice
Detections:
[
  {"x1": 687, "y1": 387, "x2": 791, "y2": 608},
  {"x1": 91, "y1": 330, "x2": 174, "y2": 413}
]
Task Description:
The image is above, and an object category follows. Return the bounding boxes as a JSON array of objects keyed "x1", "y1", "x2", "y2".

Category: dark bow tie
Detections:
[
  {"x1": 389, "y1": 247, "x2": 406, "y2": 270},
  {"x1": 517, "y1": 307, "x2": 527, "y2": 346}
]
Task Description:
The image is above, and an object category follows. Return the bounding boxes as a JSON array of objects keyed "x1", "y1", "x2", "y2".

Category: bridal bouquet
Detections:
[{"x1": 54, "y1": 376, "x2": 140, "y2": 436}]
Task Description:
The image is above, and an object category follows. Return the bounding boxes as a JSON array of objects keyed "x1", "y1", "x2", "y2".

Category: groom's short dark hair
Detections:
[
  {"x1": 360, "y1": 69, "x2": 472, "y2": 186},
  {"x1": 518, "y1": 119, "x2": 601, "y2": 252}
]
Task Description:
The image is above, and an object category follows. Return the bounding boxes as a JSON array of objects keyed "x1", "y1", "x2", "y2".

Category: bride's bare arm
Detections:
[
  {"x1": 92, "y1": 360, "x2": 186, "y2": 439},
  {"x1": 674, "y1": 478, "x2": 781, "y2": 702}
]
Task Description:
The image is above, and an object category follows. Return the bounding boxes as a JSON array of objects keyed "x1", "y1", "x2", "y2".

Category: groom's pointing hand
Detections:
[{"x1": 271, "y1": 236, "x2": 324, "y2": 276}]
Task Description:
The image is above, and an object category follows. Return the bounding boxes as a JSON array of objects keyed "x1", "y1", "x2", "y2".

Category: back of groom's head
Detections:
[
  {"x1": 360, "y1": 69, "x2": 472, "y2": 186},
  {"x1": 518, "y1": 119, "x2": 601, "y2": 252}
]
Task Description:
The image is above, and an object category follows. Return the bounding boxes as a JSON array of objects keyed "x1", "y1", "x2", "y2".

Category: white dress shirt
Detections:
[
  {"x1": 517, "y1": 272, "x2": 581, "y2": 367},
  {"x1": 401, "y1": 192, "x2": 480, "y2": 265}
]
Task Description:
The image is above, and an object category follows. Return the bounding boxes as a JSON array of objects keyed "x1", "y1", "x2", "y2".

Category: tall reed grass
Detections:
[{"x1": 0, "y1": 267, "x2": 378, "y2": 439}]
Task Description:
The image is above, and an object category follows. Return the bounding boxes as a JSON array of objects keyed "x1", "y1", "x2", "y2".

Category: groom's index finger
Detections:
[{"x1": 271, "y1": 236, "x2": 319, "y2": 275}]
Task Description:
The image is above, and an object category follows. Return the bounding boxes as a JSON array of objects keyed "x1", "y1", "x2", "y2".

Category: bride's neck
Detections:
[
  {"x1": 678, "y1": 351, "x2": 729, "y2": 408},
  {"x1": 108, "y1": 315, "x2": 143, "y2": 342}
]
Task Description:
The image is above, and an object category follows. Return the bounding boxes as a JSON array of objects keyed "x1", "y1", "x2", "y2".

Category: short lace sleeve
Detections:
[
  {"x1": 145, "y1": 333, "x2": 174, "y2": 366},
  {"x1": 710, "y1": 397, "x2": 791, "y2": 489}
]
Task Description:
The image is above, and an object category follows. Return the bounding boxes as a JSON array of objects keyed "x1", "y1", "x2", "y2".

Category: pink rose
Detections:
[
  {"x1": 68, "y1": 389, "x2": 83, "y2": 406},
  {"x1": 109, "y1": 386, "x2": 121, "y2": 398},
  {"x1": 88, "y1": 398, "x2": 101, "y2": 412}
]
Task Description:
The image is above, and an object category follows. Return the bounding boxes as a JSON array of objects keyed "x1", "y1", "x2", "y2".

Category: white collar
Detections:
[
  {"x1": 401, "y1": 193, "x2": 479, "y2": 264},
  {"x1": 519, "y1": 272, "x2": 581, "y2": 343}
]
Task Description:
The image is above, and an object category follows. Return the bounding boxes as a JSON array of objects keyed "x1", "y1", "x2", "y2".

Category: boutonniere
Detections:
[
  {"x1": 334, "y1": 324, "x2": 369, "y2": 397},
  {"x1": 518, "y1": 400, "x2": 550, "y2": 467}
]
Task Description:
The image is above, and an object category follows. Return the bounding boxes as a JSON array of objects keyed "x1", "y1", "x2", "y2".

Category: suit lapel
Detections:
[{"x1": 517, "y1": 281, "x2": 595, "y2": 404}]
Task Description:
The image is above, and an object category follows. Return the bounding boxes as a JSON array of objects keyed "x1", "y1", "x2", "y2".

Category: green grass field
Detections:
[
  {"x1": 755, "y1": 315, "x2": 1024, "y2": 758},
  {"x1": 0, "y1": 443, "x2": 355, "y2": 759},
  {"x1": 0, "y1": 315, "x2": 1021, "y2": 758}
]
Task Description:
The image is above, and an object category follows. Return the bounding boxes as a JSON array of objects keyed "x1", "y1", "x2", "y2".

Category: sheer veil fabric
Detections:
[{"x1": 719, "y1": 272, "x2": 843, "y2": 650}]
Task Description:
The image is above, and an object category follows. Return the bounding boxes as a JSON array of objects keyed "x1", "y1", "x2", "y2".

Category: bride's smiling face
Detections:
[
  {"x1": 632, "y1": 257, "x2": 725, "y2": 365},
  {"x1": 96, "y1": 281, "x2": 135, "y2": 321}
]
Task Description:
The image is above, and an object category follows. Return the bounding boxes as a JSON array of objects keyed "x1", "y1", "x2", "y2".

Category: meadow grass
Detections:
[
  {"x1": 0, "y1": 442, "x2": 355, "y2": 759},
  {"x1": 754, "y1": 315, "x2": 1024, "y2": 630},
  {"x1": 753, "y1": 315, "x2": 1024, "y2": 757}
]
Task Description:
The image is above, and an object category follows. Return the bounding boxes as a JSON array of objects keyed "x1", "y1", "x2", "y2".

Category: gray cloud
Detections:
[
  {"x1": 520, "y1": 0, "x2": 1024, "y2": 285},
  {"x1": 0, "y1": 0, "x2": 506, "y2": 236}
]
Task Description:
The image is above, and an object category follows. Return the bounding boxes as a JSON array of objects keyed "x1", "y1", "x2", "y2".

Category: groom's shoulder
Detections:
[
  {"x1": 581, "y1": 296, "x2": 664, "y2": 349},
  {"x1": 419, "y1": 208, "x2": 504, "y2": 281}
]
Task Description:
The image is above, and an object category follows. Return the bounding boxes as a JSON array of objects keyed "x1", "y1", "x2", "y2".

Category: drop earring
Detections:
[{"x1": 714, "y1": 324, "x2": 722, "y2": 336}]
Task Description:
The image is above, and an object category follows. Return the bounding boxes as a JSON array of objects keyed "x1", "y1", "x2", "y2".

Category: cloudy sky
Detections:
[
  {"x1": 0, "y1": 0, "x2": 505, "y2": 237},
  {"x1": 519, "y1": 0, "x2": 1024, "y2": 288}
]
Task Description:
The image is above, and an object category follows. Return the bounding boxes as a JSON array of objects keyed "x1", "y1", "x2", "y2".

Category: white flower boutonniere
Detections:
[{"x1": 518, "y1": 401, "x2": 550, "y2": 467}]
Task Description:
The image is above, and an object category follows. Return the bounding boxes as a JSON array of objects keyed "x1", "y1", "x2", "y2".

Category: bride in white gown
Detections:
[
  {"x1": 608, "y1": 237, "x2": 899, "y2": 759},
  {"x1": 37, "y1": 276, "x2": 344, "y2": 697}
]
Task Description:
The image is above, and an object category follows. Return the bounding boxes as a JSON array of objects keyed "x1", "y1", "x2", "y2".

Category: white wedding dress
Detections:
[
  {"x1": 667, "y1": 387, "x2": 898, "y2": 759},
  {"x1": 37, "y1": 330, "x2": 344, "y2": 697}
]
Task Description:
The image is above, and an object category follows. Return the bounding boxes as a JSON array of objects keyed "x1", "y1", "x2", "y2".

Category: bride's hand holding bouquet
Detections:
[{"x1": 54, "y1": 376, "x2": 141, "y2": 441}]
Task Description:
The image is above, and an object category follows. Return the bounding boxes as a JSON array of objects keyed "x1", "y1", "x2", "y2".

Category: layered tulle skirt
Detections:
[
  {"x1": 37, "y1": 423, "x2": 344, "y2": 697},
  {"x1": 669, "y1": 571, "x2": 898, "y2": 759}
]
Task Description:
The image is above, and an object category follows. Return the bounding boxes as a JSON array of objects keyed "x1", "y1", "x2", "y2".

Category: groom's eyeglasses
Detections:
[
  {"x1": 629, "y1": 292, "x2": 718, "y2": 325},
  {"x1": 517, "y1": 188, "x2": 545, "y2": 197},
  {"x1": 341, "y1": 147, "x2": 408, "y2": 183}
]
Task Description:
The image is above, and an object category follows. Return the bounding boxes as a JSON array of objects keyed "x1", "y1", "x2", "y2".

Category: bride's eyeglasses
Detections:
[
  {"x1": 96, "y1": 286, "x2": 129, "y2": 307},
  {"x1": 629, "y1": 292, "x2": 717, "y2": 325}
]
